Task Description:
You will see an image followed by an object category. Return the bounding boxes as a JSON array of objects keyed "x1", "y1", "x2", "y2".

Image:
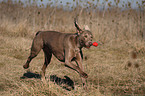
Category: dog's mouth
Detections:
[
  {"x1": 86, "y1": 46, "x2": 90, "y2": 49},
  {"x1": 85, "y1": 41, "x2": 93, "y2": 49},
  {"x1": 85, "y1": 45, "x2": 92, "y2": 49}
]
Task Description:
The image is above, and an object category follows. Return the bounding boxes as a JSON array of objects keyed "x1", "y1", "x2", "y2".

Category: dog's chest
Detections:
[{"x1": 75, "y1": 48, "x2": 80, "y2": 55}]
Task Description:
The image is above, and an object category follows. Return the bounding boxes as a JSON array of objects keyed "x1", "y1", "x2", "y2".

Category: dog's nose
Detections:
[{"x1": 89, "y1": 42, "x2": 92, "y2": 45}]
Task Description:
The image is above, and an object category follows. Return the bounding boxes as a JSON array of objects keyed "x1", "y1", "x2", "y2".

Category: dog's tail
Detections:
[{"x1": 36, "y1": 31, "x2": 41, "y2": 36}]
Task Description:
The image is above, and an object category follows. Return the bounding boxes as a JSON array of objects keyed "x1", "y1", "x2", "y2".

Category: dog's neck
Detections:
[{"x1": 75, "y1": 34, "x2": 84, "y2": 49}]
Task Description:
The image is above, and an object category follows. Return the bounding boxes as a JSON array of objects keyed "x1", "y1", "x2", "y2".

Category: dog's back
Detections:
[{"x1": 35, "y1": 31, "x2": 76, "y2": 61}]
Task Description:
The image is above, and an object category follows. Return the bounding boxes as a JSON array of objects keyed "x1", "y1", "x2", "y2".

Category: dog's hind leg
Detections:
[
  {"x1": 23, "y1": 35, "x2": 43, "y2": 69},
  {"x1": 41, "y1": 47, "x2": 52, "y2": 82}
]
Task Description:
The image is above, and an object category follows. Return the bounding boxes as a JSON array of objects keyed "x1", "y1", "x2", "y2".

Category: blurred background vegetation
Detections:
[{"x1": 0, "y1": 0, "x2": 144, "y2": 42}]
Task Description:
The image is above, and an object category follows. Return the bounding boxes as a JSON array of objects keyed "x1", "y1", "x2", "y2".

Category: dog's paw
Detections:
[
  {"x1": 23, "y1": 64, "x2": 29, "y2": 69},
  {"x1": 41, "y1": 77, "x2": 47, "y2": 84},
  {"x1": 83, "y1": 85, "x2": 88, "y2": 91},
  {"x1": 81, "y1": 72, "x2": 88, "y2": 78}
]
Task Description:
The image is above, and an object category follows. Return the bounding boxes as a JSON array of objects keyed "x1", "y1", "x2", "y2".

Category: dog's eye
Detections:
[{"x1": 84, "y1": 35, "x2": 87, "y2": 38}]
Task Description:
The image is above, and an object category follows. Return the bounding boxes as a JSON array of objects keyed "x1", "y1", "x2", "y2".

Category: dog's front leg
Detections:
[
  {"x1": 64, "y1": 48, "x2": 88, "y2": 78},
  {"x1": 75, "y1": 52, "x2": 88, "y2": 89}
]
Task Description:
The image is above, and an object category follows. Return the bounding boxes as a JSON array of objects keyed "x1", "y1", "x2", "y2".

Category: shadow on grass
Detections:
[
  {"x1": 20, "y1": 71, "x2": 41, "y2": 79},
  {"x1": 50, "y1": 75, "x2": 74, "y2": 91},
  {"x1": 20, "y1": 72, "x2": 74, "y2": 91}
]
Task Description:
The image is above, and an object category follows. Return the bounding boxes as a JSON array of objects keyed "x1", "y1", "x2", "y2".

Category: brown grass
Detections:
[{"x1": 0, "y1": 1, "x2": 145, "y2": 96}]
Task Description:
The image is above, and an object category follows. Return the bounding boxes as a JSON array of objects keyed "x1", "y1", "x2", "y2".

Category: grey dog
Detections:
[{"x1": 23, "y1": 19, "x2": 93, "y2": 87}]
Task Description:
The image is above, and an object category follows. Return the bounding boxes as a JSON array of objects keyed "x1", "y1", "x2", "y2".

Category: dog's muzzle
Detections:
[{"x1": 85, "y1": 41, "x2": 93, "y2": 49}]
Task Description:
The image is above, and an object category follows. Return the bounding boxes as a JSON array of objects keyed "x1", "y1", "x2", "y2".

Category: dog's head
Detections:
[{"x1": 74, "y1": 19, "x2": 93, "y2": 49}]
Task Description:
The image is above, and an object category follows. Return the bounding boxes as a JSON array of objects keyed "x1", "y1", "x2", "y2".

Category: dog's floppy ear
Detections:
[
  {"x1": 74, "y1": 18, "x2": 83, "y2": 34},
  {"x1": 83, "y1": 25, "x2": 90, "y2": 31}
]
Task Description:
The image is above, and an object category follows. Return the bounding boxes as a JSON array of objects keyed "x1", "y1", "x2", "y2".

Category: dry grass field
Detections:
[{"x1": 0, "y1": 1, "x2": 145, "y2": 96}]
